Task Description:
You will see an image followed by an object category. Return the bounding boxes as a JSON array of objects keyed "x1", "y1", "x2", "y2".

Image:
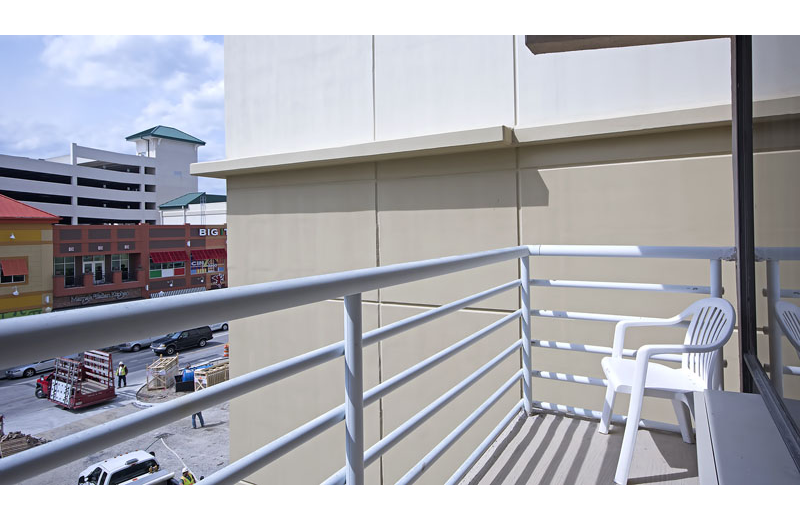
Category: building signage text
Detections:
[
  {"x1": 70, "y1": 290, "x2": 131, "y2": 306},
  {"x1": 198, "y1": 228, "x2": 227, "y2": 236},
  {"x1": 191, "y1": 259, "x2": 219, "y2": 274}
]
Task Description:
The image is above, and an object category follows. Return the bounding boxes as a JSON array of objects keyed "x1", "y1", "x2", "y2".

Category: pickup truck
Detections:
[{"x1": 78, "y1": 450, "x2": 179, "y2": 485}]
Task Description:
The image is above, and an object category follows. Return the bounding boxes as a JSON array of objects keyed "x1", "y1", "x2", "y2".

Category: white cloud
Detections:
[
  {"x1": 40, "y1": 35, "x2": 222, "y2": 91},
  {"x1": 134, "y1": 78, "x2": 225, "y2": 161}
]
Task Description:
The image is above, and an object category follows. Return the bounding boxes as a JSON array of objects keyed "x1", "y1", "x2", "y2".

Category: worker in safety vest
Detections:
[
  {"x1": 117, "y1": 362, "x2": 128, "y2": 388},
  {"x1": 181, "y1": 467, "x2": 196, "y2": 485}
]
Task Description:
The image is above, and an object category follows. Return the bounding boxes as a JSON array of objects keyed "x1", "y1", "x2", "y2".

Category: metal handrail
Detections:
[
  {"x1": 0, "y1": 246, "x2": 530, "y2": 369},
  {"x1": 0, "y1": 244, "x2": 751, "y2": 485}
]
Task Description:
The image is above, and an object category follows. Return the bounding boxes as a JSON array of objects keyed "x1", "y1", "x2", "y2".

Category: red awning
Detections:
[
  {"x1": 191, "y1": 249, "x2": 227, "y2": 261},
  {"x1": 150, "y1": 251, "x2": 188, "y2": 263},
  {"x1": 0, "y1": 258, "x2": 28, "y2": 276}
]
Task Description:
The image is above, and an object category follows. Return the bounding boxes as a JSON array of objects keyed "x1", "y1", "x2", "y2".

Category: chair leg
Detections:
[
  {"x1": 614, "y1": 388, "x2": 645, "y2": 485},
  {"x1": 672, "y1": 399, "x2": 694, "y2": 444},
  {"x1": 598, "y1": 384, "x2": 616, "y2": 434}
]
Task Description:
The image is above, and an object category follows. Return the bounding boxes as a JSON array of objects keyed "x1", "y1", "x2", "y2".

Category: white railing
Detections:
[
  {"x1": 758, "y1": 247, "x2": 800, "y2": 396},
  {"x1": 1, "y1": 243, "x2": 794, "y2": 485}
]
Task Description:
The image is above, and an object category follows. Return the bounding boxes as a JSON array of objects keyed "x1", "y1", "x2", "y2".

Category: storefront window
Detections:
[
  {"x1": 112, "y1": 254, "x2": 131, "y2": 281},
  {"x1": 149, "y1": 261, "x2": 185, "y2": 279},
  {"x1": 0, "y1": 266, "x2": 24, "y2": 284},
  {"x1": 54, "y1": 257, "x2": 76, "y2": 286}
]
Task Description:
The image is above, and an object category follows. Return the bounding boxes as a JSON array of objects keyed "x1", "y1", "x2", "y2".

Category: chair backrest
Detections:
[
  {"x1": 775, "y1": 300, "x2": 800, "y2": 360},
  {"x1": 681, "y1": 297, "x2": 736, "y2": 389}
]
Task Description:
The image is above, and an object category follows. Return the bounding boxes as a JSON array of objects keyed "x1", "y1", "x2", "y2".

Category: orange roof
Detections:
[{"x1": 0, "y1": 194, "x2": 60, "y2": 222}]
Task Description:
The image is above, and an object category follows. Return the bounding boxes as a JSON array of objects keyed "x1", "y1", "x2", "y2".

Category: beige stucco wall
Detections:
[{"x1": 221, "y1": 117, "x2": 800, "y2": 484}]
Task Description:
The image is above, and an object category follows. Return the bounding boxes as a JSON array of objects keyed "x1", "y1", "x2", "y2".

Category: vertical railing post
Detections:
[
  {"x1": 520, "y1": 256, "x2": 532, "y2": 415},
  {"x1": 710, "y1": 259, "x2": 725, "y2": 390},
  {"x1": 766, "y1": 260, "x2": 784, "y2": 396},
  {"x1": 343, "y1": 293, "x2": 364, "y2": 484}
]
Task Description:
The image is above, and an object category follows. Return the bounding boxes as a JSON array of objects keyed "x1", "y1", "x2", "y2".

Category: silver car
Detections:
[
  {"x1": 117, "y1": 335, "x2": 165, "y2": 352},
  {"x1": 5, "y1": 359, "x2": 56, "y2": 379}
]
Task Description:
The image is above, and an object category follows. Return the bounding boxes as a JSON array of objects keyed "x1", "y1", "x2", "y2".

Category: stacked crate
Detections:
[
  {"x1": 147, "y1": 356, "x2": 179, "y2": 390},
  {"x1": 194, "y1": 361, "x2": 229, "y2": 391}
]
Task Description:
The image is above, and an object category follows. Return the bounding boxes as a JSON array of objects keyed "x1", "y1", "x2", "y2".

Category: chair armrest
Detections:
[
  {"x1": 611, "y1": 315, "x2": 683, "y2": 358},
  {"x1": 637, "y1": 344, "x2": 694, "y2": 361},
  {"x1": 632, "y1": 344, "x2": 693, "y2": 389}
]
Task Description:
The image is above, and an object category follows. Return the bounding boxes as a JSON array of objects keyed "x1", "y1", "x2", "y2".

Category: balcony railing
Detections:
[{"x1": 0, "y1": 244, "x2": 797, "y2": 484}]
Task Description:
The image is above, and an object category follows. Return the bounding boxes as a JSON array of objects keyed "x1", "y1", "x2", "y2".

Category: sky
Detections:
[{"x1": 0, "y1": 35, "x2": 226, "y2": 194}]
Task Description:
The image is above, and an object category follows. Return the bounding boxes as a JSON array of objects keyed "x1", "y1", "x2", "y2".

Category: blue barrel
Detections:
[{"x1": 182, "y1": 369, "x2": 195, "y2": 382}]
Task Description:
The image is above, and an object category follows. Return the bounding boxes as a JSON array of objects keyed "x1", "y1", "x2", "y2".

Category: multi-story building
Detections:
[
  {"x1": 191, "y1": 36, "x2": 800, "y2": 484},
  {"x1": 0, "y1": 126, "x2": 205, "y2": 225},
  {"x1": 159, "y1": 192, "x2": 227, "y2": 225},
  {"x1": 51, "y1": 223, "x2": 227, "y2": 311},
  {"x1": 0, "y1": 194, "x2": 59, "y2": 320}
]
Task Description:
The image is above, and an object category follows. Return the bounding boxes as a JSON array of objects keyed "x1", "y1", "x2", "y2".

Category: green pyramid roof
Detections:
[
  {"x1": 126, "y1": 125, "x2": 206, "y2": 145},
  {"x1": 159, "y1": 192, "x2": 226, "y2": 209}
]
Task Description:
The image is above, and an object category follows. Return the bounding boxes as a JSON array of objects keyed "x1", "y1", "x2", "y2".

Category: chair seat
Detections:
[{"x1": 601, "y1": 357, "x2": 706, "y2": 397}]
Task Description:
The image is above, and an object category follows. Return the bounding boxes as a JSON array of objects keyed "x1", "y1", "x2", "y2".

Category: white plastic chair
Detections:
[
  {"x1": 597, "y1": 297, "x2": 736, "y2": 485},
  {"x1": 775, "y1": 300, "x2": 800, "y2": 360}
]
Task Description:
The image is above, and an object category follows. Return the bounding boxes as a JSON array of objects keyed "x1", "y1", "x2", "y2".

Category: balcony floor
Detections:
[{"x1": 462, "y1": 410, "x2": 698, "y2": 485}]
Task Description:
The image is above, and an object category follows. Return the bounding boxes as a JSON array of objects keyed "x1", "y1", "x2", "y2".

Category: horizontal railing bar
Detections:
[
  {"x1": 397, "y1": 370, "x2": 523, "y2": 485},
  {"x1": 446, "y1": 401, "x2": 525, "y2": 485},
  {"x1": 531, "y1": 279, "x2": 711, "y2": 294},
  {"x1": 762, "y1": 288, "x2": 800, "y2": 299},
  {"x1": 0, "y1": 340, "x2": 344, "y2": 484},
  {"x1": 529, "y1": 245, "x2": 736, "y2": 260},
  {"x1": 533, "y1": 401, "x2": 683, "y2": 434},
  {"x1": 363, "y1": 280, "x2": 520, "y2": 348},
  {"x1": 533, "y1": 370, "x2": 606, "y2": 387},
  {"x1": 533, "y1": 309, "x2": 690, "y2": 327},
  {"x1": 755, "y1": 247, "x2": 800, "y2": 261},
  {"x1": 323, "y1": 340, "x2": 522, "y2": 485},
  {"x1": 364, "y1": 311, "x2": 522, "y2": 406},
  {"x1": 785, "y1": 366, "x2": 800, "y2": 377},
  {"x1": 781, "y1": 289, "x2": 800, "y2": 299},
  {"x1": 535, "y1": 340, "x2": 683, "y2": 363},
  {"x1": 0, "y1": 245, "x2": 530, "y2": 368},
  {"x1": 202, "y1": 407, "x2": 345, "y2": 485}
]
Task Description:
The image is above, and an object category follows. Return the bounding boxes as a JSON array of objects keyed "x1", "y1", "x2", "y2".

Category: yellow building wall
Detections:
[{"x1": 0, "y1": 223, "x2": 54, "y2": 320}]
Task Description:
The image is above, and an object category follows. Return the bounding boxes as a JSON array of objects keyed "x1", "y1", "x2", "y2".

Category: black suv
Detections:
[{"x1": 151, "y1": 326, "x2": 214, "y2": 356}]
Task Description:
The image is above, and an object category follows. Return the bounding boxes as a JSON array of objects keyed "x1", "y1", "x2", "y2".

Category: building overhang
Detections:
[
  {"x1": 190, "y1": 126, "x2": 513, "y2": 179},
  {"x1": 191, "y1": 96, "x2": 800, "y2": 180},
  {"x1": 524, "y1": 35, "x2": 726, "y2": 55}
]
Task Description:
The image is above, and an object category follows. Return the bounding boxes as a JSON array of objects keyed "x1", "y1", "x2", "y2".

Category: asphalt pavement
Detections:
[{"x1": 0, "y1": 331, "x2": 229, "y2": 435}]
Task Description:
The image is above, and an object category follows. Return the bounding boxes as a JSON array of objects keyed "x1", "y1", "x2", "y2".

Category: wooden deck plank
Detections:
[{"x1": 462, "y1": 410, "x2": 698, "y2": 485}]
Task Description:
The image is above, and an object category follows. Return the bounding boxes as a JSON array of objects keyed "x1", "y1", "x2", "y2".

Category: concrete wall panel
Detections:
[
  {"x1": 378, "y1": 165, "x2": 519, "y2": 310},
  {"x1": 224, "y1": 36, "x2": 374, "y2": 159},
  {"x1": 227, "y1": 171, "x2": 377, "y2": 293},
  {"x1": 374, "y1": 36, "x2": 515, "y2": 141}
]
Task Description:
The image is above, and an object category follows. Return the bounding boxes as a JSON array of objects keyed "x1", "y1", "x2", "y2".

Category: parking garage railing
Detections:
[{"x1": 0, "y1": 244, "x2": 796, "y2": 484}]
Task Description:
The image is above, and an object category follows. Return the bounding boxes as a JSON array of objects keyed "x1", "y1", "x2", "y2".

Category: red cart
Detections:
[{"x1": 49, "y1": 351, "x2": 116, "y2": 409}]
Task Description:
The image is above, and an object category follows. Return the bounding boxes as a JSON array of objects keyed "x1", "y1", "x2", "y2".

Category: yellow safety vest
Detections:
[
  {"x1": 118, "y1": 366, "x2": 127, "y2": 376},
  {"x1": 181, "y1": 473, "x2": 196, "y2": 485}
]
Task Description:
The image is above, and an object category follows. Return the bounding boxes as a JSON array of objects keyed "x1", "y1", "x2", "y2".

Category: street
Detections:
[{"x1": 0, "y1": 331, "x2": 229, "y2": 436}]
